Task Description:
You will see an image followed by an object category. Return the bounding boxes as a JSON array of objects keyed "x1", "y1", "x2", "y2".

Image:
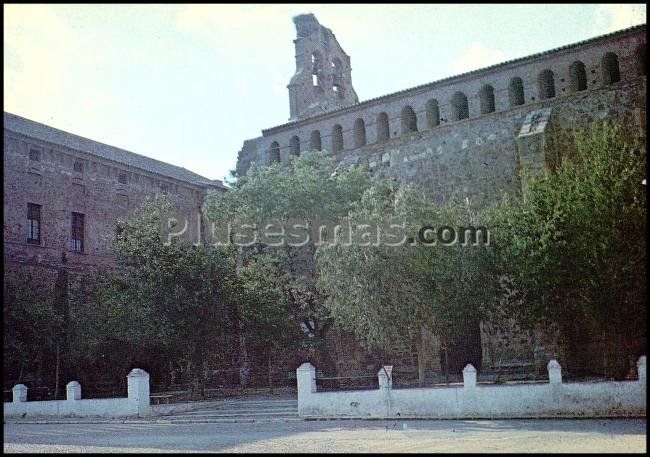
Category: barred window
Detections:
[
  {"x1": 509, "y1": 77, "x2": 525, "y2": 106},
  {"x1": 310, "y1": 130, "x2": 322, "y2": 151},
  {"x1": 401, "y1": 106, "x2": 418, "y2": 135},
  {"x1": 29, "y1": 147, "x2": 41, "y2": 162},
  {"x1": 290, "y1": 136, "x2": 301, "y2": 156},
  {"x1": 331, "y1": 124, "x2": 343, "y2": 152},
  {"x1": 538, "y1": 69, "x2": 555, "y2": 100},
  {"x1": 269, "y1": 142, "x2": 280, "y2": 164},
  {"x1": 70, "y1": 212, "x2": 84, "y2": 252},
  {"x1": 27, "y1": 203, "x2": 41, "y2": 244},
  {"x1": 74, "y1": 161, "x2": 84, "y2": 173},
  {"x1": 451, "y1": 92, "x2": 469, "y2": 121},
  {"x1": 118, "y1": 172, "x2": 128, "y2": 184}
]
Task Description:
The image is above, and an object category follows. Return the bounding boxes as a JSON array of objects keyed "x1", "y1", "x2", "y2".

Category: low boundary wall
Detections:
[
  {"x1": 296, "y1": 356, "x2": 646, "y2": 419},
  {"x1": 4, "y1": 368, "x2": 151, "y2": 418}
]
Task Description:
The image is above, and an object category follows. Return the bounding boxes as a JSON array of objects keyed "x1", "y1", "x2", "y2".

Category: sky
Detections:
[{"x1": 4, "y1": 4, "x2": 647, "y2": 184}]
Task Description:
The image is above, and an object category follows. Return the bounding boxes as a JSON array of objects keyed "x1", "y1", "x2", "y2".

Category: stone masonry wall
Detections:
[
  {"x1": 235, "y1": 21, "x2": 646, "y2": 383},
  {"x1": 3, "y1": 129, "x2": 217, "y2": 287}
]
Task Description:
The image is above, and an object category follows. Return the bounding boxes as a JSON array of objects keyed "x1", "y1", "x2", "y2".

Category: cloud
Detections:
[
  {"x1": 450, "y1": 42, "x2": 506, "y2": 74},
  {"x1": 593, "y1": 4, "x2": 646, "y2": 34}
]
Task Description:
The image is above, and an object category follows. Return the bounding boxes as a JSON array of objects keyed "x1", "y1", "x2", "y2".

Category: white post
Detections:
[
  {"x1": 12, "y1": 384, "x2": 27, "y2": 403},
  {"x1": 296, "y1": 363, "x2": 316, "y2": 416},
  {"x1": 463, "y1": 364, "x2": 477, "y2": 389},
  {"x1": 66, "y1": 381, "x2": 81, "y2": 401},
  {"x1": 127, "y1": 368, "x2": 150, "y2": 416},
  {"x1": 637, "y1": 355, "x2": 646, "y2": 383},
  {"x1": 547, "y1": 359, "x2": 562, "y2": 384},
  {"x1": 377, "y1": 366, "x2": 393, "y2": 390}
]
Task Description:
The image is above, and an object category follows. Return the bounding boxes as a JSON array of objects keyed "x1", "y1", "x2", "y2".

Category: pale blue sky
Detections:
[{"x1": 4, "y1": 4, "x2": 646, "y2": 184}]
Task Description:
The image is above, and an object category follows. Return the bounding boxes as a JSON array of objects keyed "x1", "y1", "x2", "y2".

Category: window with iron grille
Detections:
[
  {"x1": 118, "y1": 172, "x2": 128, "y2": 184},
  {"x1": 27, "y1": 203, "x2": 41, "y2": 244},
  {"x1": 74, "y1": 161, "x2": 84, "y2": 173},
  {"x1": 70, "y1": 212, "x2": 85, "y2": 252},
  {"x1": 29, "y1": 147, "x2": 41, "y2": 161}
]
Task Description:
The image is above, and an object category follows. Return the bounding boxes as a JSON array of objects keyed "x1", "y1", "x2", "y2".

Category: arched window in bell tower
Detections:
[
  {"x1": 332, "y1": 57, "x2": 344, "y2": 97},
  {"x1": 312, "y1": 51, "x2": 323, "y2": 87}
]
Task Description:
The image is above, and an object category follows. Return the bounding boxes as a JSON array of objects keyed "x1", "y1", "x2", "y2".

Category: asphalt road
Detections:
[{"x1": 4, "y1": 418, "x2": 646, "y2": 453}]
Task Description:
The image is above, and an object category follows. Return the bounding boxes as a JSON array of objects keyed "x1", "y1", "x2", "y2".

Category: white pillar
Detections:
[
  {"x1": 547, "y1": 359, "x2": 562, "y2": 384},
  {"x1": 463, "y1": 364, "x2": 477, "y2": 389},
  {"x1": 66, "y1": 381, "x2": 81, "y2": 401},
  {"x1": 12, "y1": 384, "x2": 27, "y2": 403},
  {"x1": 296, "y1": 363, "x2": 316, "y2": 415},
  {"x1": 127, "y1": 368, "x2": 150, "y2": 416},
  {"x1": 378, "y1": 366, "x2": 393, "y2": 390},
  {"x1": 637, "y1": 355, "x2": 646, "y2": 383}
]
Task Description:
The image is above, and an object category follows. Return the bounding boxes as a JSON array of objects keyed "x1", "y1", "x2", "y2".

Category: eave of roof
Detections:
[{"x1": 262, "y1": 23, "x2": 646, "y2": 135}]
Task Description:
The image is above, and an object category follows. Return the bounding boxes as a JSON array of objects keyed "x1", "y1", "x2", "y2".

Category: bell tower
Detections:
[{"x1": 287, "y1": 14, "x2": 359, "y2": 121}]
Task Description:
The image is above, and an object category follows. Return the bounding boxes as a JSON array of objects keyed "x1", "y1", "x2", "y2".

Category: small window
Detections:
[
  {"x1": 601, "y1": 52, "x2": 621, "y2": 85},
  {"x1": 451, "y1": 92, "x2": 469, "y2": 121},
  {"x1": 118, "y1": 172, "x2": 128, "y2": 184},
  {"x1": 426, "y1": 99, "x2": 440, "y2": 128},
  {"x1": 401, "y1": 106, "x2": 418, "y2": 135},
  {"x1": 569, "y1": 61, "x2": 587, "y2": 92},
  {"x1": 353, "y1": 118, "x2": 367, "y2": 148},
  {"x1": 376, "y1": 112, "x2": 390, "y2": 142},
  {"x1": 70, "y1": 212, "x2": 85, "y2": 252},
  {"x1": 29, "y1": 147, "x2": 41, "y2": 162},
  {"x1": 508, "y1": 77, "x2": 525, "y2": 106},
  {"x1": 309, "y1": 130, "x2": 322, "y2": 151},
  {"x1": 27, "y1": 203, "x2": 41, "y2": 244},
  {"x1": 331, "y1": 124, "x2": 343, "y2": 153},
  {"x1": 160, "y1": 184, "x2": 169, "y2": 195},
  {"x1": 290, "y1": 136, "x2": 301, "y2": 156},
  {"x1": 74, "y1": 161, "x2": 84, "y2": 173},
  {"x1": 479, "y1": 85, "x2": 495, "y2": 114},
  {"x1": 269, "y1": 142, "x2": 280, "y2": 164},
  {"x1": 538, "y1": 70, "x2": 556, "y2": 100}
]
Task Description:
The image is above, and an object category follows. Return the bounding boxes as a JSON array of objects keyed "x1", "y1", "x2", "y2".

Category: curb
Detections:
[{"x1": 5, "y1": 417, "x2": 304, "y2": 425}]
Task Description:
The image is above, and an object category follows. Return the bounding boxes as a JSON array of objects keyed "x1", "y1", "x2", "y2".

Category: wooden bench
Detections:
[{"x1": 150, "y1": 394, "x2": 173, "y2": 405}]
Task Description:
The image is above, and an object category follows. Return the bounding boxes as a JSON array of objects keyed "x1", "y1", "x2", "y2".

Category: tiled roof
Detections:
[
  {"x1": 263, "y1": 23, "x2": 646, "y2": 134},
  {"x1": 4, "y1": 112, "x2": 226, "y2": 189}
]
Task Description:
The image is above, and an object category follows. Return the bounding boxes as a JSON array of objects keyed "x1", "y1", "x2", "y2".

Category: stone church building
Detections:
[
  {"x1": 3, "y1": 13, "x2": 645, "y2": 387},
  {"x1": 236, "y1": 14, "x2": 646, "y2": 383}
]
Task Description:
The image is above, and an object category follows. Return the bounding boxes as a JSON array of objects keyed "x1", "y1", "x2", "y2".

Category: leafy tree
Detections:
[
  {"x1": 71, "y1": 194, "x2": 239, "y2": 394},
  {"x1": 316, "y1": 181, "x2": 498, "y2": 384},
  {"x1": 203, "y1": 151, "x2": 372, "y2": 380},
  {"x1": 489, "y1": 123, "x2": 646, "y2": 378},
  {"x1": 3, "y1": 274, "x2": 62, "y2": 389}
]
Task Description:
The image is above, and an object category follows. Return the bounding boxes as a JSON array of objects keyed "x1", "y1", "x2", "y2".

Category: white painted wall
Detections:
[
  {"x1": 297, "y1": 356, "x2": 646, "y2": 419},
  {"x1": 4, "y1": 368, "x2": 151, "y2": 418}
]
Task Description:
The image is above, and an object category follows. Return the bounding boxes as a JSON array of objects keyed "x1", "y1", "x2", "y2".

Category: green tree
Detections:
[
  {"x1": 3, "y1": 274, "x2": 62, "y2": 389},
  {"x1": 316, "y1": 181, "x2": 497, "y2": 385},
  {"x1": 489, "y1": 123, "x2": 646, "y2": 378},
  {"x1": 203, "y1": 151, "x2": 372, "y2": 381},
  {"x1": 71, "y1": 194, "x2": 239, "y2": 394}
]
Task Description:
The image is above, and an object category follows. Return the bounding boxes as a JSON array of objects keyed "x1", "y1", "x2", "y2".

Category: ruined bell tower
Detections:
[{"x1": 287, "y1": 14, "x2": 359, "y2": 121}]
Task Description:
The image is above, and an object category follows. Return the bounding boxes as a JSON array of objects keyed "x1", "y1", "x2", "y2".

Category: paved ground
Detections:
[
  {"x1": 4, "y1": 418, "x2": 646, "y2": 453},
  {"x1": 155, "y1": 398, "x2": 300, "y2": 422}
]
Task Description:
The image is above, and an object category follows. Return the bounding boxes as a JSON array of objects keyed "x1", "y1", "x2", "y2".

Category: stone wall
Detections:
[
  {"x1": 296, "y1": 357, "x2": 647, "y2": 419},
  {"x1": 3, "y1": 124, "x2": 223, "y2": 287},
  {"x1": 235, "y1": 19, "x2": 646, "y2": 383},
  {"x1": 238, "y1": 24, "x2": 645, "y2": 181}
]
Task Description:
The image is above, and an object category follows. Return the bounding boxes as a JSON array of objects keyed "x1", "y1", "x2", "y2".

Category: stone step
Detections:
[
  {"x1": 181, "y1": 408, "x2": 297, "y2": 416},
  {"x1": 170, "y1": 411, "x2": 298, "y2": 419}
]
